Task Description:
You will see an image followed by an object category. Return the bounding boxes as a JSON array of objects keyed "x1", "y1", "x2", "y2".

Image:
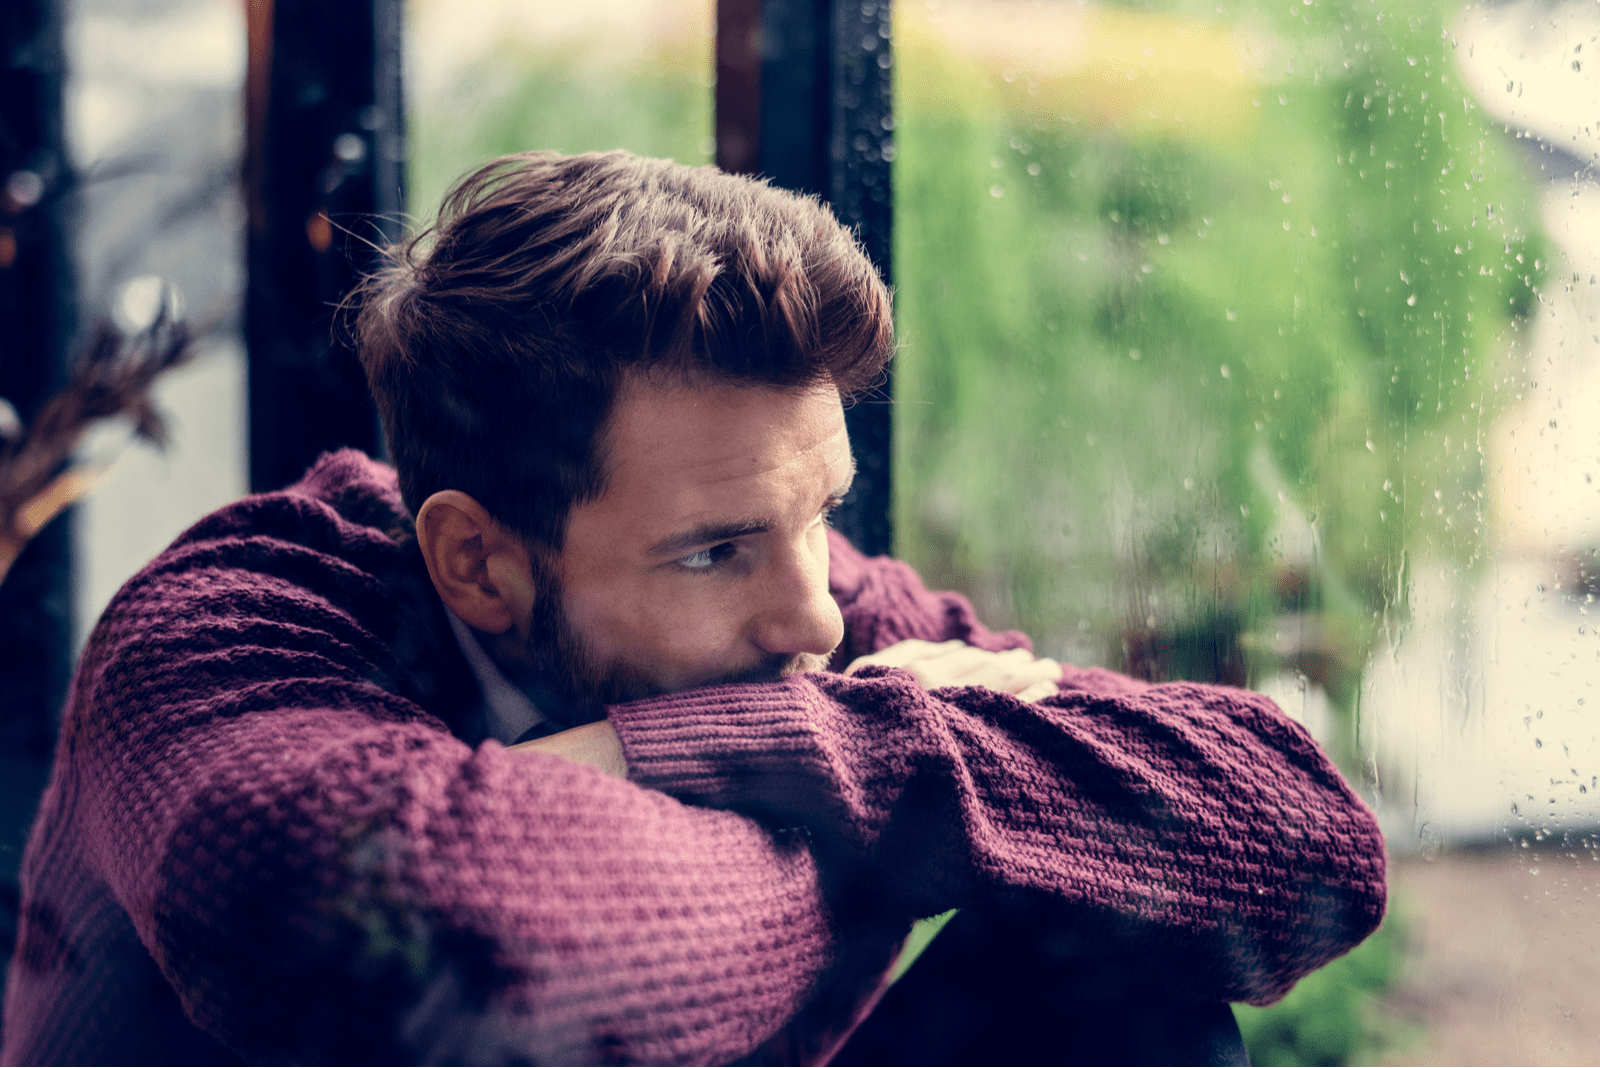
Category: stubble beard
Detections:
[{"x1": 521, "y1": 562, "x2": 833, "y2": 729}]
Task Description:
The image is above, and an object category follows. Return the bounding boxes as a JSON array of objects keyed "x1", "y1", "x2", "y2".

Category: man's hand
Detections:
[
  {"x1": 508, "y1": 640, "x2": 1061, "y2": 778},
  {"x1": 509, "y1": 719, "x2": 628, "y2": 778},
  {"x1": 845, "y1": 639, "x2": 1060, "y2": 702}
]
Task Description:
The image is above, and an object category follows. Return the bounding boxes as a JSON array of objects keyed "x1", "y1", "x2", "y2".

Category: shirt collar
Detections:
[{"x1": 444, "y1": 607, "x2": 547, "y2": 745}]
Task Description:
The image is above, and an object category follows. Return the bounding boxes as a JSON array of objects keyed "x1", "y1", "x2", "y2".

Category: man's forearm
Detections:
[{"x1": 609, "y1": 664, "x2": 1386, "y2": 1007}]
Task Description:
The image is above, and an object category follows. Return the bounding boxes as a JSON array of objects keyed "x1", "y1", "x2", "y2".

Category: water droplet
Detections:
[
  {"x1": 332, "y1": 132, "x2": 366, "y2": 163},
  {"x1": 989, "y1": 184, "x2": 1004, "y2": 198},
  {"x1": 1226, "y1": 309, "x2": 1237, "y2": 321},
  {"x1": 4, "y1": 170, "x2": 44, "y2": 209},
  {"x1": 1220, "y1": 364, "x2": 1232, "y2": 378},
  {"x1": 1407, "y1": 293, "x2": 1417, "y2": 306}
]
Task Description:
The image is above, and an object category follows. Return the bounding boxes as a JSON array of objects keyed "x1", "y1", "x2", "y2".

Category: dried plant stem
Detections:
[{"x1": 0, "y1": 306, "x2": 198, "y2": 587}]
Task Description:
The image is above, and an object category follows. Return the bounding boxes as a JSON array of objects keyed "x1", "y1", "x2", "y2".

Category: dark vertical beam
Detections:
[
  {"x1": 715, "y1": 0, "x2": 762, "y2": 175},
  {"x1": 370, "y1": 0, "x2": 405, "y2": 255},
  {"x1": 758, "y1": 0, "x2": 830, "y2": 199},
  {"x1": 0, "y1": 0, "x2": 72, "y2": 1003},
  {"x1": 826, "y1": 0, "x2": 894, "y2": 558},
  {"x1": 245, "y1": 0, "x2": 404, "y2": 493},
  {"x1": 716, "y1": 0, "x2": 895, "y2": 556}
]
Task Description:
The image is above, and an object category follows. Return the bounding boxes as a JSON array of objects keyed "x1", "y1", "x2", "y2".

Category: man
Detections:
[{"x1": 3, "y1": 151, "x2": 1386, "y2": 1065}]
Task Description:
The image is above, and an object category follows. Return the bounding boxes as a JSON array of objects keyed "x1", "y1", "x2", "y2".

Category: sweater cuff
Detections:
[{"x1": 606, "y1": 676, "x2": 840, "y2": 814}]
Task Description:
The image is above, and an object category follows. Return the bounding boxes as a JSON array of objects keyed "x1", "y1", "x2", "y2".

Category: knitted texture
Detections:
[{"x1": 2, "y1": 451, "x2": 1385, "y2": 1065}]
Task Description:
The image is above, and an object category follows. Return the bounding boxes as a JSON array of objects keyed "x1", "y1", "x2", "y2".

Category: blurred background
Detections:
[{"x1": 2, "y1": 0, "x2": 1598, "y2": 1061}]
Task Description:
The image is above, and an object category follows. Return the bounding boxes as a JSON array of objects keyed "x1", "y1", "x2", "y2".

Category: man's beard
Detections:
[{"x1": 518, "y1": 560, "x2": 831, "y2": 730}]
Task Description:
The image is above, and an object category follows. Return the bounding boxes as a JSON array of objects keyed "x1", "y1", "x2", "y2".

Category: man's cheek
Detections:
[
  {"x1": 577, "y1": 585, "x2": 716, "y2": 682},
  {"x1": 654, "y1": 619, "x2": 746, "y2": 688}
]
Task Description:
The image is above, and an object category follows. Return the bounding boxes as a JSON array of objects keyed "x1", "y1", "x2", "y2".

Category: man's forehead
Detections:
[{"x1": 604, "y1": 377, "x2": 850, "y2": 486}]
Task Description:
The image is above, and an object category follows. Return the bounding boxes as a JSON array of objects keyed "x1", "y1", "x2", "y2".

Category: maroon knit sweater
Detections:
[{"x1": 2, "y1": 451, "x2": 1385, "y2": 1065}]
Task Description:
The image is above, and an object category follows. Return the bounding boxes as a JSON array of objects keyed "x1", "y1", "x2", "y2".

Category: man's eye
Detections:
[{"x1": 679, "y1": 544, "x2": 734, "y2": 571}]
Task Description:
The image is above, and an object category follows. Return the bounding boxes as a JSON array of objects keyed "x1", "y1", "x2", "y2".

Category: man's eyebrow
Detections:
[
  {"x1": 831, "y1": 456, "x2": 858, "y2": 501},
  {"x1": 648, "y1": 519, "x2": 773, "y2": 559},
  {"x1": 649, "y1": 458, "x2": 856, "y2": 559}
]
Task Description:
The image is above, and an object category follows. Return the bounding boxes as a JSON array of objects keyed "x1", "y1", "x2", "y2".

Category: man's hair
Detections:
[{"x1": 353, "y1": 150, "x2": 893, "y2": 549}]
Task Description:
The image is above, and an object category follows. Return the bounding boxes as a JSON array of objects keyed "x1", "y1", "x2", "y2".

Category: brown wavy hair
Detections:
[{"x1": 353, "y1": 150, "x2": 893, "y2": 549}]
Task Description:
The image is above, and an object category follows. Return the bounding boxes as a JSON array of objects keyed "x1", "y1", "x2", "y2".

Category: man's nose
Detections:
[{"x1": 752, "y1": 537, "x2": 844, "y2": 658}]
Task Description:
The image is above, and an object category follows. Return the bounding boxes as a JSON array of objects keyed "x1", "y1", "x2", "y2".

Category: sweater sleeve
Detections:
[
  {"x1": 64, "y1": 504, "x2": 840, "y2": 1065},
  {"x1": 611, "y1": 667, "x2": 1386, "y2": 1009}
]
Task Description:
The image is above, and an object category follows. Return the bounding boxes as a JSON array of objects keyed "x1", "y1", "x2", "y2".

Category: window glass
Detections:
[{"x1": 894, "y1": 0, "x2": 1595, "y2": 1060}]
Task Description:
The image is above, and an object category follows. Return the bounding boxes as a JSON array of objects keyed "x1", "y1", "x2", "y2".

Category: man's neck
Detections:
[{"x1": 442, "y1": 608, "x2": 547, "y2": 744}]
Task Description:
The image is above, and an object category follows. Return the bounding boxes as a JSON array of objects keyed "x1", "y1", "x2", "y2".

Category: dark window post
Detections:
[
  {"x1": 245, "y1": 0, "x2": 405, "y2": 493},
  {"x1": 717, "y1": 0, "x2": 895, "y2": 557},
  {"x1": 0, "y1": 0, "x2": 73, "y2": 996}
]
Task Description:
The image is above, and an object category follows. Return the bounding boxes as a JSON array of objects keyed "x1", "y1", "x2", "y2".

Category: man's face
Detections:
[{"x1": 526, "y1": 377, "x2": 853, "y2": 711}]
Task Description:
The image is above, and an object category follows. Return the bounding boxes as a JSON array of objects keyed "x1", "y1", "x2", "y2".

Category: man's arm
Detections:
[
  {"x1": 37, "y1": 495, "x2": 849, "y2": 1065},
  {"x1": 65, "y1": 675, "x2": 837, "y2": 1064},
  {"x1": 608, "y1": 662, "x2": 1386, "y2": 1009},
  {"x1": 48, "y1": 504, "x2": 1378, "y2": 1063}
]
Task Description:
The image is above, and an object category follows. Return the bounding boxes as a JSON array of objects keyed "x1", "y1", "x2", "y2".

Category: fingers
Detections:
[
  {"x1": 920, "y1": 645, "x2": 1003, "y2": 684},
  {"x1": 845, "y1": 639, "x2": 1062, "y2": 699},
  {"x1": 1016, "y1": 680, "x2": 1059, "y2": 703},
  {"x1": 844, "y1": 638, "x2": 962, "y2": 675}
]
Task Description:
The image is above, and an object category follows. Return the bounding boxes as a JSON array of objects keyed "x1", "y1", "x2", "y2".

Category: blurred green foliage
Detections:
[
  {"x1": 408, "y1": 36, "x2": 712, "y2": 235},
  {"x1": 893, "y1": 0, "x2": 1547, "y2": 723},
  {"x1": 1235, "y1": 913, "x2": 1414, "y2": 1065}
]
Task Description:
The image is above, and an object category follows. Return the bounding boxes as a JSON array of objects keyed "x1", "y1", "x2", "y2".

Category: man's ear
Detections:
[{"x1": 415, "y1": 490, "x2": 537, "y2": 636}]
